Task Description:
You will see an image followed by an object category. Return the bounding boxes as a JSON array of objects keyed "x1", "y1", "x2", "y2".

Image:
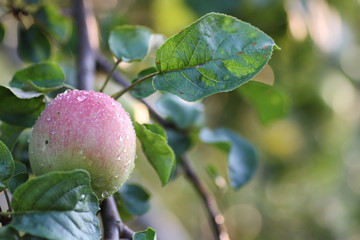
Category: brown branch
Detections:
[
  {"x1": 182, "y1": 156, "x2": 229, "y2": 240},
  {"x1": 95, "y1": 54, "x2": 229, "y2": 240},
  {"x1": 73, "y1": 0, "x2": 95, "y2": 90},
  {"x1": 100, "y1": 197, "x2": 134, "y2": 240}
]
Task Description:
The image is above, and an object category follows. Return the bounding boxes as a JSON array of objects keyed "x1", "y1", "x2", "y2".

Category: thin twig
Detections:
[
  {"x1": 73, "y1": 0, "x2": 95, "y2": 90},
  {"x1": 95, "y1": 54, "x2": 230, "y2": 240},
  {"x1": 111, "y1": 72, "x2": 158, "y2": 100},
  {"x1": 99, "y1": 58, "x2": 122, "y2": 92},
  {"x1": 100, "y1": 197, "x2": 134, "y2": 240},
  {"x1": 182, "y1": 156, "x2": 229, "y2": 240}
]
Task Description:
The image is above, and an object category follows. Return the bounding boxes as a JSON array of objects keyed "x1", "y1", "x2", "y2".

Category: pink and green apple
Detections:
[{"x1": 29, "y1": 90, "x2": 136, "y2": 200}]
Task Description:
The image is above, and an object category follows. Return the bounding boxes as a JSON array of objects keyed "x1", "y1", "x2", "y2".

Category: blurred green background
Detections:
[{"x1": 1, "y1": 0, "x2": 360, "y2": 239}]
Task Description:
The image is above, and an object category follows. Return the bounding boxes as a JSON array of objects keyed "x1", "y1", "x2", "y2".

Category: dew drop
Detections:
[
  {"x1": 64, "y1": 89, "x2": 72, "y2": 94},
  {"x1": 77, "y1": 95, "x2": 86, "y2": 102},
  {"x1": 126, "y1": 134, "x2": 129, "y2": 140},
  {"x1": 120, "y1": 136, "x2": 123, "y2": 141},
  {"x1": 46, "y1": 116, "x2": 51, "y2": 121},
  {"x1": 80, "y1": 194, "x2": 86, "y2": 200},
  {"x1": 50, "y1": 131, "x2": 56, "y2": 135}
]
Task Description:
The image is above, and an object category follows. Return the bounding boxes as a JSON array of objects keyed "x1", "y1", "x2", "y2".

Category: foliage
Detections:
[{"x1": 0, "y1": 1, "x2": 287, "y2": 239}]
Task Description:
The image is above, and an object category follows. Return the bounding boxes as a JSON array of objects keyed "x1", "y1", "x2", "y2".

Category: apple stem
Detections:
[
  {"x1": 111, "y1": 72, "x2": 158, "y2": 100},
  {"x1": 99, "y1": 58, "x2": 122, "y2": 93}
]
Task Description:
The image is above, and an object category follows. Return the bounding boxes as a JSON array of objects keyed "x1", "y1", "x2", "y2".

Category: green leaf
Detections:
[
  {"x1": 156, "y1": 94, "x2": 204, "y2": 129},
  {"x1": 133, "y1": 228, "x2": 157, "y2": 240},
  {"x1": 134, "y1": 122, "x2": 175, "y2": 186},
  {"x1": 0, "y1": 85, "x2": 45, "y2": 127},
  {"x1": 153, "y1": 12, "x2": 277, "y2": 101},
  {"x1": 10, "y1": 170, "x2": 100, "y2": 240},
  {"x1": 10, "y1": 63, "x2": 65, "y2": 93},
  {"x1": 131, "y1": 67, "x2": 157, "y2": 98},
  {"x1": 0, "y1": 140, "x2": 15, "y2": 187},
  {"x1": 0, "y1": 22, "x2": 5, "y2": 44},
  {"x1": 109, "y1": 25, "x2": 152, "y2": 62},
  {"x1": 0, "y1": 122, "x2": 25, "y2": 151},
  {"x1": 114, "y1": 183, "x2": 150, "y2": 221},
  {"x1": 8, "y1": 162, "x2": 29, "y2": 194},
  {"x1": 238, "y1": 81, "x2": 289, "y2": 124},
  {"x1": 34, "y1": 3, "x2": 71, "y2": 41},
  {"x1": 17, "y1": 24, "x2": 51, "y2": 63},
  {"x1": 200, "y1": 128, "x2": 258, "y2": 189},
  {"x1": 0, "y1": 226, "x2": 20, "y2": 240}
]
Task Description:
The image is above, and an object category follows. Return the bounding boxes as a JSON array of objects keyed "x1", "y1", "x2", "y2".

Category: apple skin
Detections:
[{"x1": 29, "y1": 90, "x2": 136, "y2": 200}]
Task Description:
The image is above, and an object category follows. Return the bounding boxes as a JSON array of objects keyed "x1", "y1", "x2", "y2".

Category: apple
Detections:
[{"x1": 28, "y1": 89, "x2": 136, "y2": 200}]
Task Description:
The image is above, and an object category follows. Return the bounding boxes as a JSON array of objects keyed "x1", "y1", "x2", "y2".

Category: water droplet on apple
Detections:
[
  {"x1": 77, "y1": 95, "x2": 86, "y2": 102},
  {"x1": 46, "y1": 116, "x2": 51, "y2": 121},
  {"x1": 50, "y1": 131, "x2": 56, "y2": 135}
]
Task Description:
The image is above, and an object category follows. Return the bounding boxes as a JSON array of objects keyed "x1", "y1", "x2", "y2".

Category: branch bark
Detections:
[
  {"x1": 100, "y1": 197, "x2": 134, "y2": 240},
  {"x1": 73, "y1": 0, "x2": 95, "y2": 90},
  {"x1": 95, "y1": 54, "x2": 230, "y2": 240}
]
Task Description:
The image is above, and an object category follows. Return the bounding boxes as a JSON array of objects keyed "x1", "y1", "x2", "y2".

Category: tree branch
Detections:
[
  {"x1": 73, "y1": 3, "x2": 134, "y2": 239},
  {"x1": 182, "y1": 156, "x2": 229, "y2": 240},
  {"x1": 100, "y1": 197, "x2": 134, "y2": 240},
  {"x1": 73, "y1": 0, "x2": 95, "y2": 90},
  {"x1": 95, "y1": 53, "x2": 229, "y2": 240}
]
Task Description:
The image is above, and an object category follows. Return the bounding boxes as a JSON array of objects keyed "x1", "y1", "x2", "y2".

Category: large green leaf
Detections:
[
  {"x1": 0, "y1": 140, "x2": 15, "y2": 187},
  {"x1": 200, "y1": 128, "x2": 258, "y2": 189},
  {"x1": 153, "y1": 12, "x2": 277, "y2": 101},
  {"x1": 0, "y1": 122, "x2": 25, "y2": 151},
  {"x1": 10, "y1": 63, "x2": 65, "y2": 93},
  {"x1": 156, "y1": 94, "x2": 204, "y2": 129},
  {"x1": 133, "y1": 228, "x2": 157, "y2": 240},
  {"x1": 34, "y1": 3, "x2": 71, "y2": 41},
  {"x1": 239, "y1": 81, "x2": 289, "y2": 124},
  {"x1": 134, "y1": 122, "x2": 175, "y2": 186},
  {"x1": 109, "y1": 25, "x2": 152, "y2": 62},
  {"x1": 0, "y1": 85, "x2": 45, "y2": 127},
  {"x1": 114, "y1": 183, "x2": 150, "y2": 221},
  {"x1": 17, "y1": 24, "x2": 51, "y2": 63},
  {"x1": 0, "y1": 22, "x2": 5, "y2": 44},
  {"x1": 10, "y1": 170, "x2": 100, "y2": 240}
]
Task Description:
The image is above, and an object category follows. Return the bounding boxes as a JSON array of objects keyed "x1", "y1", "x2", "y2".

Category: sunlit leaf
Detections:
[
  {"x1": 114, "y1": 183, "x2": 150, "y2": 221},
  {"x1": 10, "y1": 63, "x2": 65, "y2": 93},
  {"x1": 109, "y1": 25, "x2": 152, "y2": 62},
  {"x1": 0, "y1": 140, "x2": 15, "y2": 187},
  {"x1": 153, "y1": 12, "x2": 277, "y2": 101},
  {"x1": 133, "y1": 228, "x2": 157, "y2": 240},
  {"x1": 134, "y1": 122, "x2": 175, "y2": 186},
  {"x1": 200, "y1": 128, "x2": 258, "y2": 189},
  {"x1": 0, "y1": 85, "x2": 45, "y2": 127},
  {"x1": 10, "y1": 170, "x2": 100, "y2": 240},
  {"x1": 17, "y1": 24, "x2": 51, "y2": 63}
]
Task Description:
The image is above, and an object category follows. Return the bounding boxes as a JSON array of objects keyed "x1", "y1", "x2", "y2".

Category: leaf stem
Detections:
[
  {"x1": 111, "y1": 72, "x2": 158, "y2": 100},
  {"x1": 4, "y1": 190, "x2": 12, "y2": 212},
  {"x1": 99, "y1": 58, "x2": 122, "y2": 92}
]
